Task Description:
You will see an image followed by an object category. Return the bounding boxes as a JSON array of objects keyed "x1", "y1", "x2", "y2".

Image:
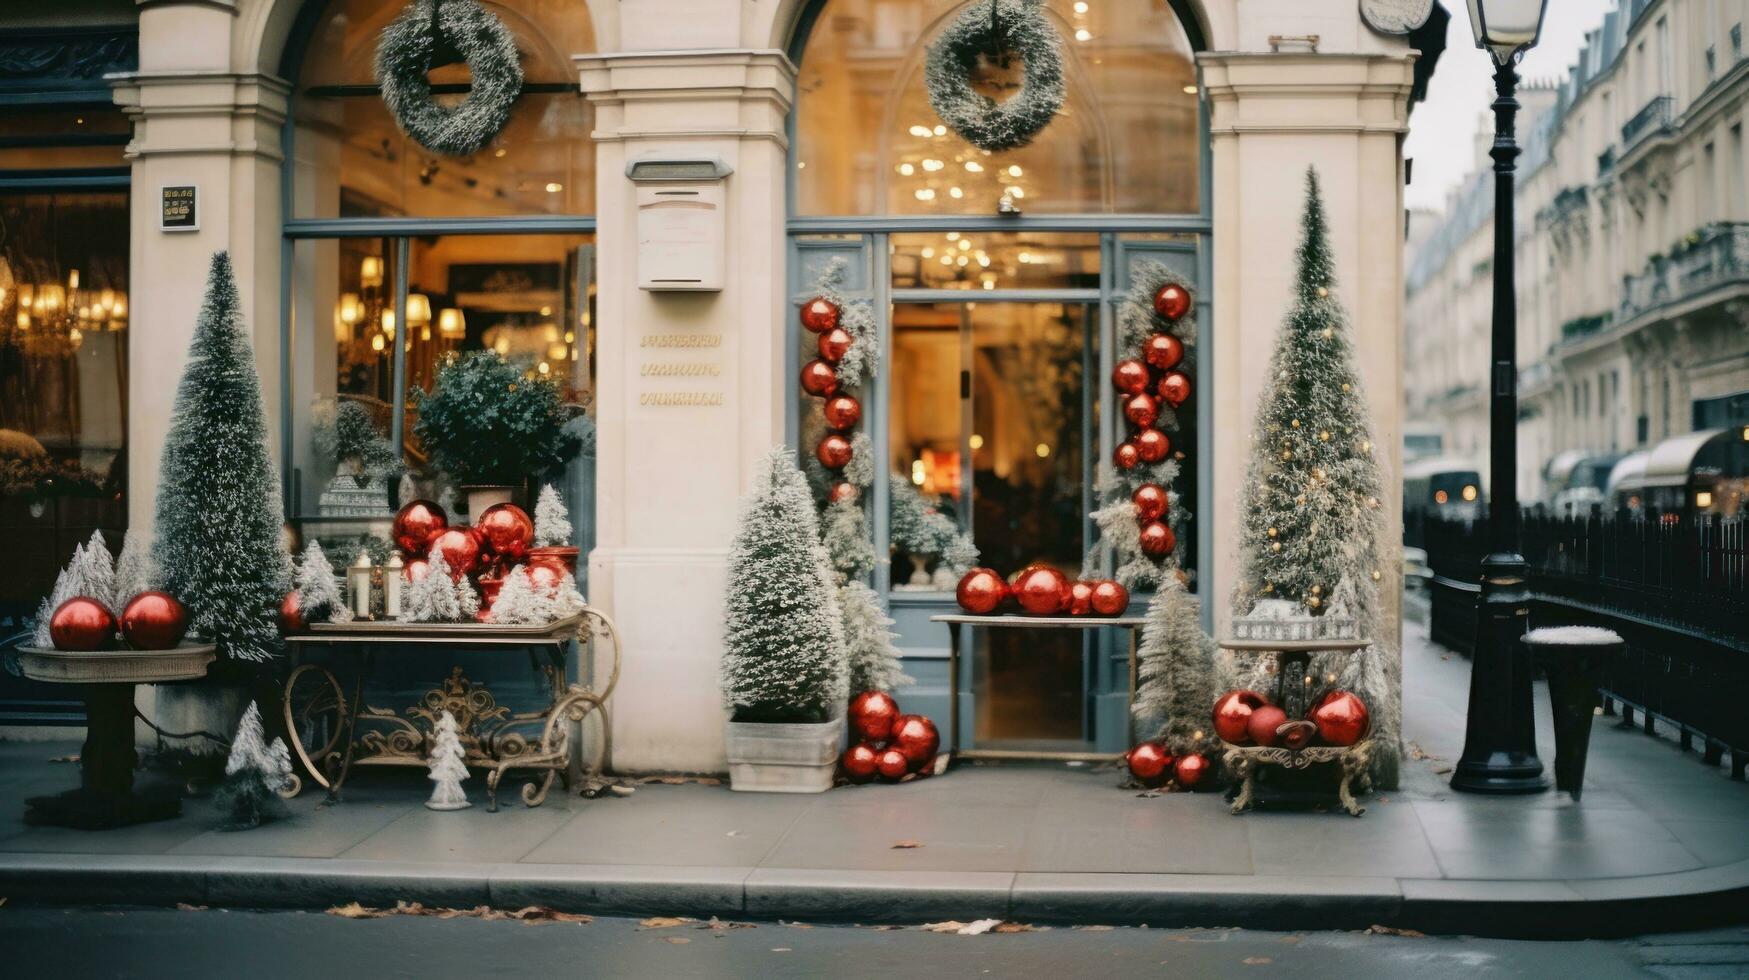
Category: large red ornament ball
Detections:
[
  {"x1": 1112, "y1": 359, "x2": 1151, "y2": 396},
  {"x1": 121, "y1": 591, "x2": 189, "y2": 650},
  {"x1": 1124, "y1": 393, "x2": 1160, "y2": 429},
  {"x1": 1089, "y1": 580, "x2": 1130, "y2": 616},
  {"x1": 1013, "y1": 565, "x2": 1070, "y2": 616},
  {"x1": 800, "y1": 359, "x2": 839, "y2": 397},
  {"x1": 1153, "y1": 283, "x2": 1192, "y2": 321},
  {"x1": 816, "y1": 433, "x2": 854, "y2": 470},
  {"x1": 1066, "y1": 581, "x2": 1095, "y2": 616},
  {"x1": 801, "y1": 296, "x2": 840, "y2": 334},
  {"x1": 850, "y1": 690, "x2": 901, "y2": 742},
  {"x1": 1173, "y1": 752, "x2": 1210, "y2": 789},
  {"x1": 955, "y1": 567, "x2": 1009, "y2": 615},
  {"x1": 476, "y1": 503, "x2": 535, "y2": 564},
  {"x1": 1247, "y1": 704, "x2": 1290, "y2": 747},
  {"x1": 818, "y1": 327, "x2": 853, "y2": 363},
  {"x1": 1126, "y1": 741, "x2": 1174, "y2": 787},
  {"x1": 1157, "y1": 371, "x2": 1192, "y2": 409},
  {"x1": 277, "y1": 591, "x2": 306, "y2": 635},
  {"x1": 1312, "y1": 690, "x2": 1371, "y2": 747},
  {"x1": 1213, "y1": 690, "x2": 1268, "y2": 744},
  {"x1": 1132, "y1": 483, "x2": 1169, "y2": 522},
  {"x1": 842, "y1": 743, "x2": 881, "y2": 783},
  {"x1": 1134, "y1": 428, "x2": 1170, "y2": 463},
  {"x1": 822, "y1": 394, "x2": 862, "y2": 431},
  {"x1": 1139, "y1": 521, "x2": 1176, "y2": 557},
  {"x1": 1114, "y1": 441, "x2": 1141, "y2": 471},
  {"x1": 876, "y1": 747, "x2": 911, "y2": 781},
  {"x1": 49, "y1": 597, "x2": 115, "y2": 651},
  {"x1": 829, "y1": 482, "x2": 859, "y2": 505},
  {"x1": 1144, "y1": 332, "x2": 1185, "y2": 370},
  {"x1": 393, "y1": 499, "x2": 447, "y2": 556},
  {"x1": 890, "y1": 714, "x2": 941, "y2": 768},
  {"x1": 405, "y1": 557, "x2": 431, "y2": 583},
  {"x1": 427, "y1": 527, "x2": 482, "y2": 577}
]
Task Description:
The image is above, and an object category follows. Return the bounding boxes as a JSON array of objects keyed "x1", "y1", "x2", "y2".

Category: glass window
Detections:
[
  {"x1": 0, "y1": 110, "x2": 131, "y2": 171},
  {"x1": 795, "y1": 0, "x2": 1199, "y2": 216},
  {"x1": 891, "y1": 231, "x2": 1098, "y2": 290}
]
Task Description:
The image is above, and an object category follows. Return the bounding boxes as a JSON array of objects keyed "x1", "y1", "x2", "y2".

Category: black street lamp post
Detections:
[{"x1": 1452, "y1": 0, "x2": 1552, "y2": 795}]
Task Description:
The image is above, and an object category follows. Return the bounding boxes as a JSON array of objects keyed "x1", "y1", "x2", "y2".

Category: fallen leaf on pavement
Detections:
[
  {"x1": 175, "y1": 903, "x2": 207, "y2": 912},
  {"x1": 327, "y1": 903, "x2": 388, "y2": 919},
  {"x1": 783, "y1": 921, "x2": 814, "y2": 929},
  {"x1": 48, "y1": 755, "x2": 78, "y2": 764},
  {"x1": 1074, "y1": 925, "x2": 1114, "y2": 932},
  {"x1": 771, "y1": 948, "x2": 792, "y2": 953},
  {"x1": 992, "y1": 922, "x2": 1038, "y2": 933},
  {"x1": 890, "y1": 840, "x2": 924, "y2": 849},
  {"x1": 662, "y1": 937, "x2": 690, "y2": 945},
  {"x1": 921, "y1": 921, "x2": 969, "y2": 933},
  {"x1": 512, "y1": 906, "x2": 592, "y2": 924},
  {"x1": 639, "y1": 916, "x2": 692, "y2": 929},
  {"x1": 1366, "y1": 924, "x2": 1427, "y2": 938},
  {"x1": 1243, "y1": 955, "x2": 1273, "y2": 964}
]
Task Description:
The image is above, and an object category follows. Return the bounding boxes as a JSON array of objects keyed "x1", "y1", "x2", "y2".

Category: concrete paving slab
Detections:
[
  {"x1": 1242, "y1": 800, "x2": 1443, "y2": 879},
  {"x1": 743, "y1": 867, "x2": 1013, "y2": 921},
  {"x1": 337, "y1": 798, "x2": 579, "y2": 864},
  {"x1": 521, "y1": 785, "x2": 810, "y2": 866},
  {"x1": 760, "y1": 798, "x2": 1030, "y2": 872},
  {"x1": 1018, "y1": 790, "x2": 1253, "y2": 875},
  {"x1": 204, "y1": 857, "x2": 493, "y2": 909}
]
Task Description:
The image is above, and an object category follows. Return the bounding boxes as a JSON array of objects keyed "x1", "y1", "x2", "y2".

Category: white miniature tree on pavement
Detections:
[
  {"x1": 533, "y1": 483, "x2": 572, "y2": 547},
  {"x1": 216, "y1": 701, "x2": 293, "y2": 829},
  {"x1": 425, "y1": 710, "x2": 471, "y2": 810}
]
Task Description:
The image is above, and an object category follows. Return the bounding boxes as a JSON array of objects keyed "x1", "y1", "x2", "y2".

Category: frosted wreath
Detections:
[
  {"x1": 924, "y1": 0, "x2": 1065, "y2": 153},
  {"x1": 375, "y1": 0, "x2": 524, "y2": 157}
]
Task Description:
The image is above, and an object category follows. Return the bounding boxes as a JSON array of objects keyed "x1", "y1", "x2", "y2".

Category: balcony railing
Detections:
[
  {"x1": 1621, "y1": 95, "x2": 1674, "y2": 153},
  {"x1": 1617, "y1": 222, "x2": 1749, "y2": 324}
]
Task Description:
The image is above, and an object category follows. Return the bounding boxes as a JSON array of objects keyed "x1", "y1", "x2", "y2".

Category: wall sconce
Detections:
[
  {"x1": 406, "y1": 292, "x2": 431, "y2": 324},
  {"x1": 338, "y1": 292, "x2": 361, "y2": 325},
  {"x1": 360, "y1": 256, "x2": 384, "y2": 288},
  {"x1": 438, "y1": 307, "x2": 465, "y2": 338}
]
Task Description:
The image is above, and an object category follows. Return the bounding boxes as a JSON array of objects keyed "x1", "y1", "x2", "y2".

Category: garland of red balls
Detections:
[
  {"x1": 953, "y1": 563, "x2": 1131, "y2": 619},
  {"x1": 1108, "y1": 278, "x2": 1193, "y2": 572},
  {"x1": 799, "y1": 294, "x2": 864, "y2": 494}
]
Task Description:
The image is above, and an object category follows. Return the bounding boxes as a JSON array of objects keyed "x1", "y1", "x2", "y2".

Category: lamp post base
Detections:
[
  {"x1": 1450, "y1": 751, "x2": 1548, "y2": 794},
  {"x1": 1451, "y1": 554, "x2": 1547, "y2": 795}
]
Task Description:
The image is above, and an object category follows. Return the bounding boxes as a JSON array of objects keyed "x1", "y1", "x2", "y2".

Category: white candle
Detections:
[
  {"x1": 349, "y1": 551, "x2": 373, "y2": 619},
  {"x1": 384, "y1": 551, "x2": 404, "y2": 619}
]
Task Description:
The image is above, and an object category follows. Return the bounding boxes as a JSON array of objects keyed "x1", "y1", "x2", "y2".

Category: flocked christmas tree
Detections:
[
  {"x1": 722, "y1": 448, "x2": 849, "y2": 723},
  {"x1": 1134, "y1": 578, "x2": 1216, "y2": 758},
  {"x1": 154, "y1": 252, "x2": 291, "y2": 664},
  {"x1": 402, "y1": 552, "x2": 478, "y2": 623},
  {"x1": 79, "y1": 530, "x2": 117, "y2": 614},
  {"x1": 215, "y1": 701, "x2": 293, "y2": 829},
  {"x1": 113, "y1": 530, "x2": 159, "y2": 608},
  {"x1": 1231, "y1": 168, "x2": 1398, "y2": 785},
  {"x1": 425, "y1": 710, "x2": 471, "y2": 811},
  {"x1": 31, "y1": 532, "x2": 121, "y2": 646},
  {"x1": 840, "y1": 580, "x2": 910, "y2": 693},
  {"x1": 532, "y1": 483, "x2": 572, "y2": 547},
  {"x1": 293, "y1": 540, "x2": 351, "y2": 624},
  {"x1": 488, "y1": 565, "x2": 556, "y2": 625}
]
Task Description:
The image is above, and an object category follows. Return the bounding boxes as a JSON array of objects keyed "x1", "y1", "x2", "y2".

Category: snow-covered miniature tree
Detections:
[
  {"x1": 456, "y1": 575, "x2": 480, "y2": 621},
  {"x1": 887, "y1": 474, "x2": 978, "y2": 580},
  {"x1": 402, "y1": 552, "x2": 463, "y2": 623},
  {"x1": 215, "y1": 702, "x2": 292, "y2": 829},
  {"x1": 722, "y1": 448, "x2": 849, "y2": 723},
  {"x1": 821, "y1": 497, "x2": 875, "y2": 582},
  {"x1": 554, "y1": 571, "x2": 587, "y2": 619},
  {"x1": 488, "y1": 565, "x2": 554, "y2": 625},
  {"x1": 77, "y1": 530, "x2": 117, "y2": 614},
  {"x1": 113, "y1": 530, "x2": 158, "y2": 608},
  {"x1": 425, "y1": 710, "x2": 471, "y2": 811},
  {"x1": 840, "y1": 580, "x2": 910, "y2": 693},
  {"x1": 293, "y1": 540, "x2": 351, "y2": 624},
  {"x1": 1134, "y1": 578, "x2": 1216, "y2": 757},
  {"x1": 532, "y1": 483, "x2": 572, "y2": 547},
  {"x1": 31, "y1": 549, "x2": 85, "y2": 648},
  {"x1": 154, "y1": 251, "x2": 291, "y2": 664}
]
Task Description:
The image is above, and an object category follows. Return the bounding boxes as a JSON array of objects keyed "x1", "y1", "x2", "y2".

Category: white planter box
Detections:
[{"x1": 724, "y1": 713, "x2": 846, "y2": 793}]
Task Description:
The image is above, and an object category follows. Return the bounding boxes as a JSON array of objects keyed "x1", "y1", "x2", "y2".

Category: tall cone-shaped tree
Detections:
[
  {"x1": 1134, "y1": 577, "x2": 1216, "y2": 757},
  {"x1": 154, "y1": 252, "x2": 291, "y2": 665}
]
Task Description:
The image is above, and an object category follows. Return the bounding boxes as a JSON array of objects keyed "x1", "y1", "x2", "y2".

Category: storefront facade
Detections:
[{"x1": 2, "y1": 0, "x2": 1414, "y2": 771}]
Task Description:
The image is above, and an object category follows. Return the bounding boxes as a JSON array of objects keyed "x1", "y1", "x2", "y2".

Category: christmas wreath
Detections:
[
  {"x1": 924, "y1": 0, "x2": 1065, "y2": 153},
  {"x1": 375, "y1": 0, "x2": 524, "y2": 157}
]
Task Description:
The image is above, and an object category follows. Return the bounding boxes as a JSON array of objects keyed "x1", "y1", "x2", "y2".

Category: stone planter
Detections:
[{"x1": 724, "y1": 713, "x2": 846, "y2": 793}]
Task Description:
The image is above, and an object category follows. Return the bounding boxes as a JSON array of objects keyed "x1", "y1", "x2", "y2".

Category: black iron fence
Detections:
[{"x1": 1420, "y1": 510, "x2": 1749, "y2": 779}]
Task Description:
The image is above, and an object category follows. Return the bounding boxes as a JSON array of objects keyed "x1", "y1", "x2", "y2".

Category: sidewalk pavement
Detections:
[{"x1": 2, "y1": 611, "x2": 1745, "y2": 937}]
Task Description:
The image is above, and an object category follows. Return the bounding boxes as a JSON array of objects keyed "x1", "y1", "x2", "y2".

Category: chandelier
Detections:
[{"x1": 0, "y1": 257, "x2": 127, "y2": 358}]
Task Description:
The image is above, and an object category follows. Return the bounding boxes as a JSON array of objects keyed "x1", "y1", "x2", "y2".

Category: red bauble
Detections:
[
  {"x1": 1134, "y1": 428, "x2": 1170, "y2": 463},
  {"x1": 1153, "y1": 283, "x2": 1191, "y2": 321},
  {"x1": 1247, "y1": 704, "x2": 1289, "y2": 747},
  {"x1": 277, "y1": 591, "x2": 306, "y2": 635},
  {"x1": 816, "y1": 433, "x2": 854, "y2": 470},
  {"x1": 1213, "y1": 690, "x2": 1268, "y2": 744},
  {"x1": 818, "y1": 327, "x2": 853, "y2": 363},
  {"x1": 1144, "y1": 332, "x2": 1185, "y2": 370},
  {"x1": 527, "y1": 562, "x2": 563, "y2": 598},
  {"x1": 1066, "y1": 581, "x2": 1095, "y2": 616},
  {"x1": 120, "y1": 591, "x2": 188, "y2": 650},
  {"x1": 1280, "y1": 721, "x2": 1316, "y2": 750},
  {"x1": 1139, "y1": 521, "x2": 1176, "y2": 557},
  {"x1": 476, "y1": 503, "x2": 535, "y2": 565},
  {"x1": 1312, "y1": 690, "x2": 1371, "y2": 746},
  {"x1": 842, "y1": 743, "x2": 881, "y2": 783},
  {"x1": 1132, "y1": 484, "x2": 1169, "y2": 522},
  {"x1": 829, "y1": 482, "x2": 859, "y2": 505},
  {"x1": 427, "y1": 527, "x2": 481, "y2": 577},
  {"x1": 955, "y1": 567, "x2": 1009, "y2": 615},
  {"x1": 1114, "y1": 442, "x2": 1141, "y2": 470},
  {"x1": 1126, "y1": 741, "x2": 1174, "y2": 787},
  {"x1": 1173, "y1": 752, "x2": 1210, "y2": 788},
  {"x1": 1013, "y1": 565, "x2": 1069, "y2": 616},
  {"x1": 876, "y1": 747, "x2": 911, "y2": 781},
  {"x1": 405, "y1": 557, "x2": 431, "y2": 583},
  {"x1": 822, "y1": 394, "x2": 862, "y2": 431},
  {"x1": 1157, "y1": 371, "x2": 1192, "y2": 409},
  {"x1": 800, "y1": 359, "x2": 839, "y2": 397},
  {"x1": 1111, "y1": 359, "x2": 1151, "y2": 396},
  {"x1": 48, "y1": 597, "x2": 114, "y2": 651},
  {"x1": 850, "y1": 690, "x2": 901, "y2": 742},
  {"x1": 801, "y1": 296, "x2": 840, "y2": 334},
  {"x1": 890, "y1": 714, "x2": 940, "y2": 768},
  {"x1": 1089, "y1": 580, "x2": 1130, "y2": 616},
  {"x1": 393, "y1": 500, "x2": 447, "y2": 556},
  {"x1": 1124, "y1": 393, "x2": 1160, "y2": 429}
]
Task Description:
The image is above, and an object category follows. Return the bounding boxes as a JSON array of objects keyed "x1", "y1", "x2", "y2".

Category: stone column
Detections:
[{"x1": 577, "y1": 50, "x2": 795, "y2": 772}]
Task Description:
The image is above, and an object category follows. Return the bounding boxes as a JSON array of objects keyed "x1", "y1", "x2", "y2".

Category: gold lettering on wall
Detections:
[
  {"x1": 639, "y1": 333, "x2": 724, "y2": 407},
  {"x1": 640, "y1": 362, "x2": 722, "y2": 377},
  {"x1": 641, "y1": 334, "x2": 723, "y2": 348},
  {"x1": 639, "y1": 392, "x2": 725, "y2": 407}
]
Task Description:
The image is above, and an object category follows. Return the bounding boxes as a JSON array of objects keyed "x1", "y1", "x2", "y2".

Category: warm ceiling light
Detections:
[
  {"x1": 405, "y1": 293, "x2": 432, "y2": 324},
  {"x1": 438, "y1": 307, "x2": 465, "y2": 338},
  {"x1": 914, "y1": 188, "x2": 936, "y2": 201},
  {"x1": 545, "y1": 182, "x2": 563, "y2": 193},
  {"x1": 1035, "y1": 442, "x2": 1051, "y2": 457},
  {"x1": 1183, "y1": 84, "x2": 1199, "y2": 94},
  {"x1": 1074, "y1": 28, "x2": 1092, "y2": 41},
  {"x1": 360, "y1": 256, "x2": 384, "y2": 288},
  {"x1": 1007, "y1": 165, "x2": 1023, "y2": 177},
  {"x1": 920, "y1": 246, "x2": 935, "y2": 258},
  {"x1": 922, "y1": 159, "x2": 944, "y2": 171},
  {"x1": 933, "y1": 125, "x2": 946, "y2": 136},
  {"x1": 898, "y1": 163, "x2": 915, "y2": 176},
  {"x1": 949, "y1": 187, "x2": 963, "y2": 198},
  {"x1": 909, "y1": 125, "x2": 932, "y2": 137},
  {"x1": 969, "y1": 434, "x2": 984, "y2": 449},
  {"x1": 964, "y1": 160, "x2": 983, "y2": 172}
]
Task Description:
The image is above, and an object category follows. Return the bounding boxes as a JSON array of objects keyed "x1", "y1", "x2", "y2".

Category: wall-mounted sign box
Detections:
[
  {"x1": 160, "y1": 185, "x2": 198, "y2": 232},
  {"x1": 628, "y1": 158, "x2": 732, "y2": 291}
]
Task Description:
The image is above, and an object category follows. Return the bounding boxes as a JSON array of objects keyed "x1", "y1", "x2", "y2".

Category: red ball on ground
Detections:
[
  {"x1": 822, "y1": 394, "x2": 862, "y2": 431},
  {"x1": 393, "y1": 499, "x2": 447, "y2": 556},
  {"x1": 1139, "y1": 521, "x2": 1176, "y2": 557},
  {"x1": 476, "y1": 503, "x2": 535, "y2": 564},
  {"x1": 1173, "y1": 752, "x2": 1210, "y2": 788},
  {"x1": 1153, "y1": 283, "x2": 1192, "y2": 321},
  {"x1": 1126, "y1": 741, "x2": 1174, "y2": 787},
  {"x1": 850, "y1": 690, "x2": 901, "y2": 742},
  {"x1": 816, "y1": 433, "x2": 854, "y2": 470},
  {"x1": 829, "y1": 482, "x2": 859, "y2": 504},
  {"x1": 800, "y1": 359, "x2": 839, "y2": 397},
  {"x1": 1144, "y1": 331, "x2": 1185, "y2": 370},
  {"x1": 121, "y1": 591, "x2": 189, "y2": 650},
  {"x1": 842, "y1": 743, "x2": 880, "y2": 783},
  {"x1": 801, "y1": 296, "x2": 840, "y2": 333},
  {"x1": 277, "y1": 591, "x2": 306, "y2": 635},
  {"x1": 1157, "y1": 371, "x2": 1192, "y2": 408},
  {"x1": 890, "y1": 714, "x2": 940, "y2": 767},
  {"x1": 955, "y1": 568, "x2": 1009, "y2": 615},
  {"x1": 1131, "y1": 483, "x2": 1168, "y2": 522},
  {"x1": 1013, "y1": 565, "x2": 1070, "y2": 616},
  {"x1": 1111, "y1": 359, "x2": 1151, "y2": 396},
  {"x1": 1213, "y1": 689, "x2": 1268, "y2": 744},
  {"x1": 876, "y1": 747, "x2": 911, "y2": 781},
  {"x1": 49, "y1": 597, "x2": 114, "y2": 651},
  {"x1": 427, "y1": 527, "x2": 482, "y2": 577},
  {"x1": 1066, "y1": 581, "x2": 1095, "y2": 616},
  {"x1": 818, "y1": 327, "x2": 853, "y2": 363},
  {"x1": 1134, "y1": 428, "x2": 1169, "y2": 463},
  {"x1": 1089, "y1": 580, "x2": 1130, "y2": 616},
  {"x1": 1114, "y1": 442, "x2": 1141, "y2": 470},
  {"x1": 1312, "y1": 690, "x2": 1371, "y2": 746},
  {"x1": 1247, "y1": 704, "x2": 1290, "y2": 747},
  {"x1": 1124, "y1": 393, "x2": 1160, "y2": 429}
]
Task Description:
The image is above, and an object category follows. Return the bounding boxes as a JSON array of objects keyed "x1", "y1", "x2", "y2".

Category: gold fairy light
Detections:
[
  {"x1": 1266, "y1": 527, "x2": 1278, "y2": 538},
  {"x1": 1318, "y1": 430, "x2": 1330, "y2": 441},
  {"x1": 1270, "y1": 542, "x2": 1282, "y2": 553},
  {"x1": 1316, "y1": 286, "x2": 1329, "y2": 298},
  {"x1": 1290, "y1": 419, "x2": 1301, "y2": 428}
]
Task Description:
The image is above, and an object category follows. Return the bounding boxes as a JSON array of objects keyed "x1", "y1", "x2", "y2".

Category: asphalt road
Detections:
[{"x1": 3, "y1": 906, "x2": 1747, "y2": 979}]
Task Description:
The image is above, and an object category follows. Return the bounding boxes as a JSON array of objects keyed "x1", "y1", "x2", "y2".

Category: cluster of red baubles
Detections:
[
  {"x1": 1124, "y1": 742, "x2": 1211, "y2": 790},
  {"x1": 954, "y1": 566, "x2": 1130, "y2": 618},
  {"x1": 797, "y1": 296, "x2": 863, "y2": 491},
  {"x1": 839, "y1": 690, "x2": 942, "y2": 783},
  {"x1": 48, "y1": 590, "x2": 191, "y2": 653},
  {"x1": 1211, "y1": 688, "x2": 1370, "y2": 749},
  {"x1": 1110, "y1": 283, "x2": 1193, "y2": 559}
]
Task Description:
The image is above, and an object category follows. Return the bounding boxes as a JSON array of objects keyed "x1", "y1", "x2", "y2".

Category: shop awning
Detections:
[
  {"x1": 1543, "y1": 448, "x2": 1594, "y2": 489},
  {"x1": 1641, "y1": 429, "x2": 1728, "y2": 487},
  {"x1": 1606, "y1": 451, "x2": 1649, "y2": 495}
]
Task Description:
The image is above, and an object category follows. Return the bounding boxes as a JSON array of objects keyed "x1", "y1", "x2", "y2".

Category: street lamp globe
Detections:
[{"x1": 1466, "y1": 0, "x2": 1550, "y2": 63}]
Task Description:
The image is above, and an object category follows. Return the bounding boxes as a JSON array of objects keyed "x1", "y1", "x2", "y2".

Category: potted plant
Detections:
[
  {"x1": 721, "y1": 448, "x2": 850, "y2": 792},
  {"x1": 312, "y1": 399, "x2": 397, "y2": 517},
  {"x1": 412, "y1": 351, "x2": 582, "y2": 517},
  {"x1": 528, "y1": 482, "x2": 579, "y2": 579}
]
